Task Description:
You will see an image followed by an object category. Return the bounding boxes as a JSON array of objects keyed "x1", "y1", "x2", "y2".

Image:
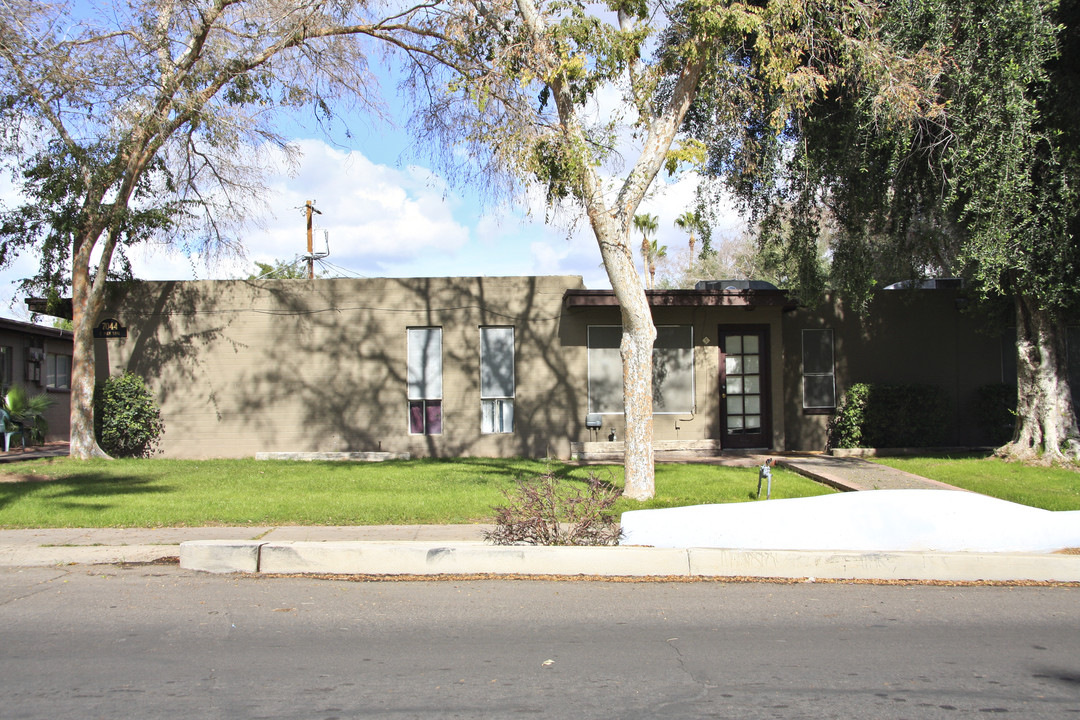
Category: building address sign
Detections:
[{"x1": 93, "y1": 318, "x2": 127, "y2": 338}]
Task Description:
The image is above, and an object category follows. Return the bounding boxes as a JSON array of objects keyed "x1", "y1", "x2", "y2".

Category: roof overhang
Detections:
[
  {"x1": 563, "y1": 288, "x2": 796, "y2": 310},
  {"x1": 0, "y1": 315, "x2": 73, "y2": 339},
  {"x1": 25, "y1": 297, "x2": 73, "y2": 320}
]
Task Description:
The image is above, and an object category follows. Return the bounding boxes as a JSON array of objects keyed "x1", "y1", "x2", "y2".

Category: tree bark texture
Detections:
[
  {"x1": 69, "y1": 236, "x2": 110, "y2": 459},
  {"x1": 582, "y1": 186, "x2": 657, "y2": 499},
  {"x1": 998, "y1": 293, "x2": 1080, "y2": 463},
  {"x1": 619, "y1": 300, "x2": 657, "y2": 500}
]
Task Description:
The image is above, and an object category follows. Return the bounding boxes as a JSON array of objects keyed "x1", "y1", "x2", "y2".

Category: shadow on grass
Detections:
[
  {"x1": 291, "y1": 457, "x2": 609, "y2": 486},
  {"x1": 0, "y1": 472, "x2": 171, "y2": 514}
]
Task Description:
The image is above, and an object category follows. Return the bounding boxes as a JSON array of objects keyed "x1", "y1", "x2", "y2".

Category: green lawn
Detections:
[
  {"x1": 0, "y1": 457, "x2": 833, "y2": 528},
  {"x1": 871, "y1": 454, "x2": 1080, "y2": 511}
]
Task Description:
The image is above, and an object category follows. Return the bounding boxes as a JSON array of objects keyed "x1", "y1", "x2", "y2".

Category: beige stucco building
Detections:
[
  {"x1": 0, "y1": 317, "x2": 72, "y2": 443},
  {"x1": 96, "y1": 275, "x2": 1022, "y2": 459}
]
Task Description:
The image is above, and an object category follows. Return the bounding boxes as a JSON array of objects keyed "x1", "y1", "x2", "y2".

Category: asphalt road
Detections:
[{"x1": 1, "y1": 565, "x2": 1078, "y2": 719}]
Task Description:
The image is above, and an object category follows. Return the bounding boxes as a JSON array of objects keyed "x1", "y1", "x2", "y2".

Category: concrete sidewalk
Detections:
[
  {"x1": 0, "y1": 524, "x2": 493, "y2": 567},
  {"x1": 776, "y1": 454, "x2": 964, "y2": 492},
  {"x1": 2, "y1": 452, "x2": 1078, "y2": 582}
]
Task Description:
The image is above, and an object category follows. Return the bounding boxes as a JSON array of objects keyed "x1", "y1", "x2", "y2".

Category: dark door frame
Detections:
[{"x1": 718, "y1": 324, "x2": 773, "y2": 449}]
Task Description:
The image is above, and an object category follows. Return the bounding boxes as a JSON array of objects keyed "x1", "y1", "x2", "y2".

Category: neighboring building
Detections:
[
  {"x1": 94, "y1": 275, "x2": 1024, "y2": 460},
  {"x1": 0, "y1": 317, "x2": 72, "y2": 443}
]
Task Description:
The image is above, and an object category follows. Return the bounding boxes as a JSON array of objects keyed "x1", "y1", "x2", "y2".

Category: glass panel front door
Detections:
[{"x1": 719, "y1": 327, "x2": 771, "y2": 448}]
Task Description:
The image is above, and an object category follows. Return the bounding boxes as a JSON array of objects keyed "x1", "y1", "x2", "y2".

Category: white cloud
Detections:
[
  {"x1": 0, "y1": 139, "x2": 476, "y2": 313},
  {"x1": 239, "y1": 140, "x2": 470, "y2": 274},
  {"x1": 0, "y1": 135, "x2": 748, "y2": 322}
]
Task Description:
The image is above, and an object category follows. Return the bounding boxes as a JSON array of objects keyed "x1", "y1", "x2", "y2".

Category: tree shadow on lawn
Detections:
[
  {"x1": 303, "y1": 457, "x2": 611, "y2": 486},
  {"x1": 0, "y1": 472, "x2": 172, "y2": 514}
]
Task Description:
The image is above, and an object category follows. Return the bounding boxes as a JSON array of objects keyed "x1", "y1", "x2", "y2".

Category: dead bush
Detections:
[{"x1": 483, "y1": 472, "x2": 623, "y2": 546}]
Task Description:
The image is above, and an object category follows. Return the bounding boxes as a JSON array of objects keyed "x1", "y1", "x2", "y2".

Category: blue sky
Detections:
[{"x1": 0, "y1": 9, "x2": 746, "y2": 323}]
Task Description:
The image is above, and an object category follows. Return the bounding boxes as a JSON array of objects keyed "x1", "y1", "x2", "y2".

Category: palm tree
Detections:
[
  {"x1": 674, "y1": 210, "x2": 701, "y2": 270},
  {"x1": 647, "y1": 240, "x2": 668, "y2": 289},
  {"x1": 633, "y1": 213, "x2": 659, "y2": 288},
  {"x1": 3, "y1": 385, "x2": 55, "y2": 445}
]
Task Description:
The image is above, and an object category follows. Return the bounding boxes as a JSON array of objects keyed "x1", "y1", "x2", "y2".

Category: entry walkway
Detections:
[
  {"x1": 640, "y1": 451, "x2": 966, "y2": 492},
  {"x1": 775, "y1": 454, "x2": 965, "y2": 492}
]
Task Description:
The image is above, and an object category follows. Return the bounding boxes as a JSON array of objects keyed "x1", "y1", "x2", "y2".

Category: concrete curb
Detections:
[{"x1": 179, "y1": 540, "x2": 1080, "y2": 582}]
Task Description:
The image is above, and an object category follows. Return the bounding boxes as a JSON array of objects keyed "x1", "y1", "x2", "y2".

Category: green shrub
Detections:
[
  {"x1": 94, "y1": 372, "x2": 165, "y2": 458},
  {"x1": 972, "y1": 383, "x2": 1016, "y2": 445},
  {"x1": 826, "y1": 383, "x2": 871, "y2": 449},
  {"x1": 827, "y1": 382, "x2": 951, "y2": 449}
]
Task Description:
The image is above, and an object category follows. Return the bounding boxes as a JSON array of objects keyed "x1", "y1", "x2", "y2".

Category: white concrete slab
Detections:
[{"x1": 621, "y1": 490, "x2": 1080, "y2": 553}]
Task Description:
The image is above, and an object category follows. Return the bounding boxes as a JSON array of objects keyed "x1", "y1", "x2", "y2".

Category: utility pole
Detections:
[{"x1": 305, "y1": 200, "x2": 322, "y2": 280}]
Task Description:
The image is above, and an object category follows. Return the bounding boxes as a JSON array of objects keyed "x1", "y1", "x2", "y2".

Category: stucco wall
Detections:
[
  {"x1": 558, "y1": 303, "x2": 785, "y2": 449},
  {"x1": 782, "y1": 289, "x2": 1009, "y2": 451},
  {"x1": 100, "y1": 276, "x2": 591, "y2": 459},
  {"x1": 0, "y1": 322, "x2": 72, "y2": 443},
  {"x1": 102, "y1": 277, "x2": 1022, "y2": 458},
  {"x1": 100, "y1": 276, "x2": 796, "y2": 458}
]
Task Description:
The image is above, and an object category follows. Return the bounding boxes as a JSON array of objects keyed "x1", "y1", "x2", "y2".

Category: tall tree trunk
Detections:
[
  {"x1": 514, "y1": 0, "x2": 708, "y2": 500},
  {"x1": 619, "y1": 296, "x2": 657, "y2": 500},
  {"x1": 69, "y1": 237, "x2": 110, "y2": 459},
  {"x1": 591, "y1": 215, "x2": 656, "y2": 500},
  {"x1": 997, "y1": 293, "x2": 1080, "y2": 463}
]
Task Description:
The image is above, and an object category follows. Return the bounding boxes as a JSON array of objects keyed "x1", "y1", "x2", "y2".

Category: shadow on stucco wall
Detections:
[
  {"x1": 782, "y1": 288, "x2": 1011, "y2": 450},
  {"x1": 212, "y1": 276, "x2": 585, "y2": 458},
  {"x1": 103, "y1": 280, "x2": 235, "y2": 424}
]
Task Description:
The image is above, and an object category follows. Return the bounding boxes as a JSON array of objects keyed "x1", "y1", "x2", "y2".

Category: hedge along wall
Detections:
[{"x1": 827, "y1": 383, "x2": 951, "y2": 449}]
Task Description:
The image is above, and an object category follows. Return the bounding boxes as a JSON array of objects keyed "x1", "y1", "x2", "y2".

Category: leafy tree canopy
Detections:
[
  {"x1": 0, "y1": 0, "x2": 443, "y2": 458},
  {"x1": 701, "y1": 0, "x2": 1080, "y2": 461},
  {"x1": 704, "y1": 0, "x2": 1078, "y2": 314}
]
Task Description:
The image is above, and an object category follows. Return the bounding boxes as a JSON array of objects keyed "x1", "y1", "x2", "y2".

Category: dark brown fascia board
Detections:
[
  {"x1": 25, "y1": 297, "x2": 74, "y2": 320},
  {"x1": 564, "y1": 289, "x2": 796, "y2": 310}
]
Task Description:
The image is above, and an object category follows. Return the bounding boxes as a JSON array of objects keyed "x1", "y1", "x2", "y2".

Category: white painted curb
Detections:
[
  {"x1": 257, "y1": 541, "x2": 690, "y2": 576},
  {"x1": 179, "y1": 539, "x2": 262, "y2": 574},
  {"x1": 178, "y1": 540, "x2": 1080, "y2": 582}
]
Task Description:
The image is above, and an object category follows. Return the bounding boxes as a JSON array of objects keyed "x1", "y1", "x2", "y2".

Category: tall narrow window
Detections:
[
  {"x1": 801, "y1": 329, "x2": 834, "y2": 411},
  {"x1": 480, "y1": 327, "x2": 514, "y2": 433},
  {"x1": 46, "y1": 353, "x2": 72, "y2": 390},
  {"x1": 0, "y1": 346, "x2": 12, "y2": 390},
  {"x1": 407, "y1": 328, "x2": 442, "y2": 435}
]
